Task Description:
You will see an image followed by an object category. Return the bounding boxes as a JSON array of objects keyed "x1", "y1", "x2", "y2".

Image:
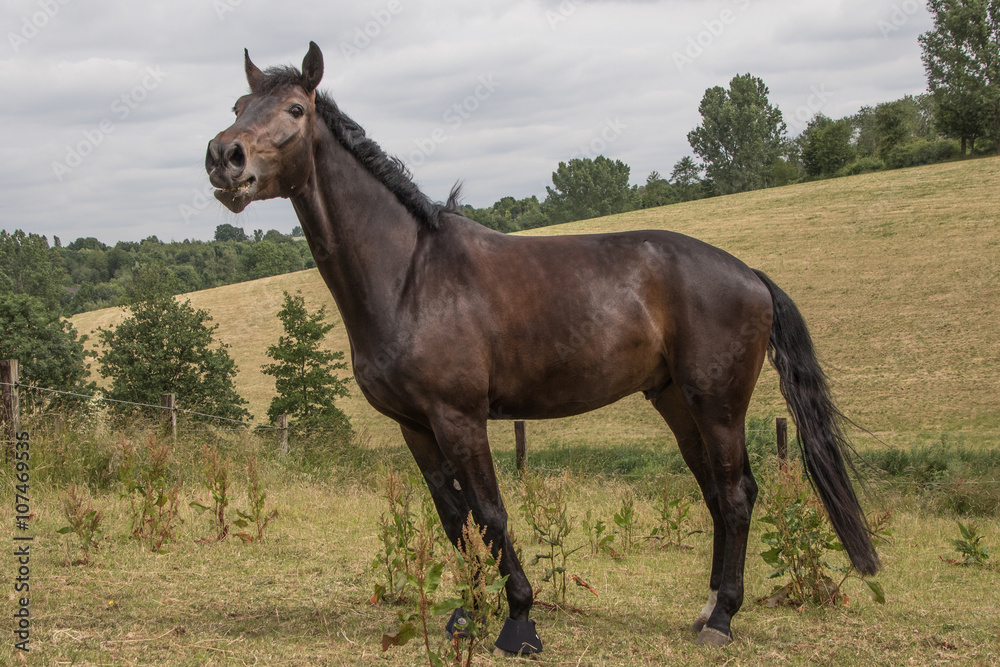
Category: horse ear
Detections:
[
  {"x1": 301, "y1": 41, "x2": 324, "y2": 93},
  {"x1": 245, "y1": 49, "x2": 266, "y2": 93}
]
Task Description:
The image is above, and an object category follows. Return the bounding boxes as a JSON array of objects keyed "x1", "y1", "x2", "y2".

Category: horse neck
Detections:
[{"x1": 290, "y1": 122, "x2": 420, "y2": 343}]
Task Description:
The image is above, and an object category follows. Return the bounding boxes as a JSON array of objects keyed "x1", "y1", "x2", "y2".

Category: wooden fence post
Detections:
[
  {"x1": 776, "y1": 416, "x2": 787, "y2": 468},
  {"x1": 161, "y1": 393, "x2": 176, "y2": 440},
  {"x1": 278, "y1": 414, "x2": 289, "y2": 455},
  {"x1": 1, "y1": 359, "x2": 19, "y2": 459},
  {"x1": 514, "y1": 420, "x2": 527, "y2": 476}
]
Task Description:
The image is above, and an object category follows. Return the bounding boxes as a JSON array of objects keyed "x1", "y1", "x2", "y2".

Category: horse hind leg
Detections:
[
  {"x1": 652, "y1": 388, "x2": 727, "y2": 636},
  {"x1": 652, "y1": 385, "x2": 759, "y2": 646}
]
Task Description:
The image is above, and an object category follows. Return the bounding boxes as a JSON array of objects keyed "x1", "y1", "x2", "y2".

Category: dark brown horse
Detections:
[{"x1": 206, "y1": 42, "x2": 879, "y2": 654}]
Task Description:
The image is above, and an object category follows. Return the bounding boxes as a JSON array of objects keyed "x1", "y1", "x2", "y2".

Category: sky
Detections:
[{"x1": 0, "y1": 0, "x2": 934, "y2": 244}]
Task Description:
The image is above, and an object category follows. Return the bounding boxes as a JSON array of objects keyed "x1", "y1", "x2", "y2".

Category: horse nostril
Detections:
[
  {"x1": 225, "y1": 142, "x2": 246, "y2": 171},
  {"x1": 207, "y1": 139, "x2": 222, "y2": 167}
]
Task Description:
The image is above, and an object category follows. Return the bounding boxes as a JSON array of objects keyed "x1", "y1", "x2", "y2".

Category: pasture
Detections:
[{"x1": 3, "y1": 157, "x2": 998, "y2": 664}]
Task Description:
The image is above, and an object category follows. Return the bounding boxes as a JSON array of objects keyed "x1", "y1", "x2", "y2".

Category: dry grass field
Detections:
[
  {"x1": 3, "y1": 473, "x2": 999, "y2": 666},
  {"x1": 7, "y1": 156, "x2": 993, "y2": 665}
]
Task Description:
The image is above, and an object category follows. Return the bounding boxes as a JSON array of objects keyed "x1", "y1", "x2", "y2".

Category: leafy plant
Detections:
[
  {"x1": 613, "y1": 492, "x2": 639, "y2": 555},
  {"x1": 583, "y1": 509, "x2": 616, "y2": 557},
  {"x1": 758, "y1": 461, "x2": 888, "y2": 607},
  {"x1": 234, "y1": 453, "x2": 278, "y2": 544},
  {"x1": 57, "y1": 483, "x2": 103, "y2": 565},
  {"x1": 447, "y1": 514, "x2": 509, "y2": 666},
  {"x1": 649, "y1": 483, "x2": 693, "y2": 549},
  {"x1": 189, "y1": 444, "x2": 232, "y2": 541},
  {"x1": 116, "y1": 435, "x2": 182, "y2": 552},
  {"x1": 519, "y1": 473, "x2": 583, "y2": 605},
  {"x1": 948, "y1": 521, "x2": 990, "y2": 566},
  {"x1": 372, "y1": 466, "x2": 420, "y2": 603},
  {"x1": 380, "y1": 518, "x2": 459, "y2": 667}
]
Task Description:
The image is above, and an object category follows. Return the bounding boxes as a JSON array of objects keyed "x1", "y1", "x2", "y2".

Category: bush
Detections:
[
  {"x1": 884, "y1": 138, "x2": 960, "y2": 169},
  {"x1": 836, "y1": 157, "x2": 885, "y2": 177}
]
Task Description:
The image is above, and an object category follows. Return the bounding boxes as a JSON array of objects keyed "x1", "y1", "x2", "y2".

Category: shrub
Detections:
[
  {"x1": 234, "y1": 454, "x2": 278, "y2": 544},
  {"x1": 884, "y1": 138, "x2": 960, "y2": 169},
  {"x1": 947, "y1": 521, "x2": 990, "y2": 566},
  {"x1": 519, "y1": 473, "x2": 583, "y2": 605},
  {"x1": 58, "y1": 484, "x2": 104, "y2": 565},
  {"x1": 835, "y1": 157, "x2": 885, "y2": 177},
  {"x1": 116, "y1": 436, "x2": 182, "y2": 552},
  {"x1": 758, "y1": 460, "x2": 887, "y2": 607},
  {"x1": 189, "y1": 444, "x2": 232, "y2": 541}
]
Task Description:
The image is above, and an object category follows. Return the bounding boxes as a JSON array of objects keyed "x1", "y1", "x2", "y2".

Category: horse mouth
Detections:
[{"x1": 214, "y1": 176, "x2": 257, "y2": 213}]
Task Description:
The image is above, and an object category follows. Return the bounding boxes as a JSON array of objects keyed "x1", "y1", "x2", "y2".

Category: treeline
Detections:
[
  {"x1": 460, "y1": 155, "x2": 708, "y2": 233},
  {"x1": 462, "y1": 88, "x2": 990, "y2": 235},
  {"x1": 0, "y1": 224, "x2": 313, "y2": 316},
  {"x1": 467, "y1": 1, "x2": 1000, "y2": 233}
]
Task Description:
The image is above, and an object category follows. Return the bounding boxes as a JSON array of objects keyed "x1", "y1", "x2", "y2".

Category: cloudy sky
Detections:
[{"x1": 1, "y1": 0, "x2": 932, "y2": 244}]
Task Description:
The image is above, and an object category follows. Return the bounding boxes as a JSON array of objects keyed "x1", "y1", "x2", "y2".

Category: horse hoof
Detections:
[
  {"x1": 694, "y1": 626, "x2": 732, "y2": 647},
  {"x1": 493, "y1": 647, "x2": 541, "y2": 660},
  {"x1": 494, "y1": 617, "x2": 542, "y2": 656},
  {"x1": 445, "y1": 608, "x2": 470, "y2": 639},
  {"x1": 691, "y1": 616, "x2": 709, "y2": 633}
]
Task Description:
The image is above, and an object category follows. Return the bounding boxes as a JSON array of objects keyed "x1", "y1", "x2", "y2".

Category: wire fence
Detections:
[
  {"x1": 1, "y1": 382, "x2": 362, "y2": 436},
  {"x1": 2, "y1": 378, "x2": 999, "y2": 487}
]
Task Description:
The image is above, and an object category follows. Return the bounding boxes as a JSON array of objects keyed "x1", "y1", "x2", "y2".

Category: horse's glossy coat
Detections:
[{"x1": 206, "y1": 43, "x2": 878, "y2": 653}]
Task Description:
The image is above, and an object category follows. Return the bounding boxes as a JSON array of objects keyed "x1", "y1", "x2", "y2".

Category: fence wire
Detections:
[{"x1": 2, "y1": 380, "x2": 999, "y2": 477}]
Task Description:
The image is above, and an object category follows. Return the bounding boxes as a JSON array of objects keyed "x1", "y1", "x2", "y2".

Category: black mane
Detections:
[{"x1": 257, "y1": 66, "x2": 460, "y2": 230}]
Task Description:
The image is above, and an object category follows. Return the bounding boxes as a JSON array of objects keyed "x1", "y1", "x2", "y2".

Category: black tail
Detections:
[{"x1": 754, "y1": 270, "x2": 880, "y2": 576}]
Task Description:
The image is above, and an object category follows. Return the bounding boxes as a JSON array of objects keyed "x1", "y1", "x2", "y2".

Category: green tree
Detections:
[
  {"x1": 241, "y1": 240, "x2": 288, "y2": 280},
  {"x1": 214, "y1": 224, "x2": 248, "y2": 243},
  {"x1": 800, "y1": 114, "x2": 857, "y2": 178},
  {"x1": 687, "y1": 73, "x2": 788, "y2": 195},
  {"x1": 96, "y1": 267, "x2": 250, "y2": 422},
  {"x1": 464, "y1": 195, "x2": 550, "y2": 232},
  {"x1": 261, "y1": 291, "x2": 351, "y2": 430},
  {"x1": 920, "y1": 0, "x2": 1000, "y2": 154},
  {"x1": 670, "y1": 156, "x2": 706, "y2": 202},
  {"x1": 874, "y1": 98, "x2": 923, "y2": 160},
  {"x1": 543, "y1": 155, "x2": 635, "y2": 224},
  {"x1": 0, "y1": 293, "x2": 95, "y2": 407},
  {"x1": 637, "y1": 171, "x2": 676, "y2": 209},
  {"x1": 0, "y1": 230, "x2": 69, "y2": 312}
]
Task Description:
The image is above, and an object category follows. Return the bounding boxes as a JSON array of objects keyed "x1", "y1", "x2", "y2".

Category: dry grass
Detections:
[{"x1": 4, "y1": 476, "x2": 998, "y2": 665}]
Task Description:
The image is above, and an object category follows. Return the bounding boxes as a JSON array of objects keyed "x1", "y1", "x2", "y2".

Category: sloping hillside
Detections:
[{"x1": 72, "y1": 157, "x2": 1000, "y2": 449}]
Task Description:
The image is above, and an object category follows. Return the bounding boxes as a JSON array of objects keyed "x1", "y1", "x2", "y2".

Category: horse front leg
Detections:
[{"x1": 428, "y1": 409, "x2": 542, "y2": 656}]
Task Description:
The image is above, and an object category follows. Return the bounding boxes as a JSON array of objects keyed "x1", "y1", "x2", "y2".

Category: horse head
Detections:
[{"x1": 206, "y1": 42, "x2": 325, "y2": 213}]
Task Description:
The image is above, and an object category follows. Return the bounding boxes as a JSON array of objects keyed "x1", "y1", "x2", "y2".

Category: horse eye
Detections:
[
  {"x1": 232, "y1": 105, "x2": 238, "y2": 116},
  {"x1": 289, "y1": 104, "x2": 305, "y2": 119}
]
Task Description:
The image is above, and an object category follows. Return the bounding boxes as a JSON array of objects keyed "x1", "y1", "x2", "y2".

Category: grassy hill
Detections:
[{"x1": 71, "y1": 157, "x2": 1000, "y2": 453}]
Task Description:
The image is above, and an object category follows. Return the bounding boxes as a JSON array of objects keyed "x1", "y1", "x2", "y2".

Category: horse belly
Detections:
[{"x1": 487, "y1": 323, "x2": 669, "y2": 420}]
